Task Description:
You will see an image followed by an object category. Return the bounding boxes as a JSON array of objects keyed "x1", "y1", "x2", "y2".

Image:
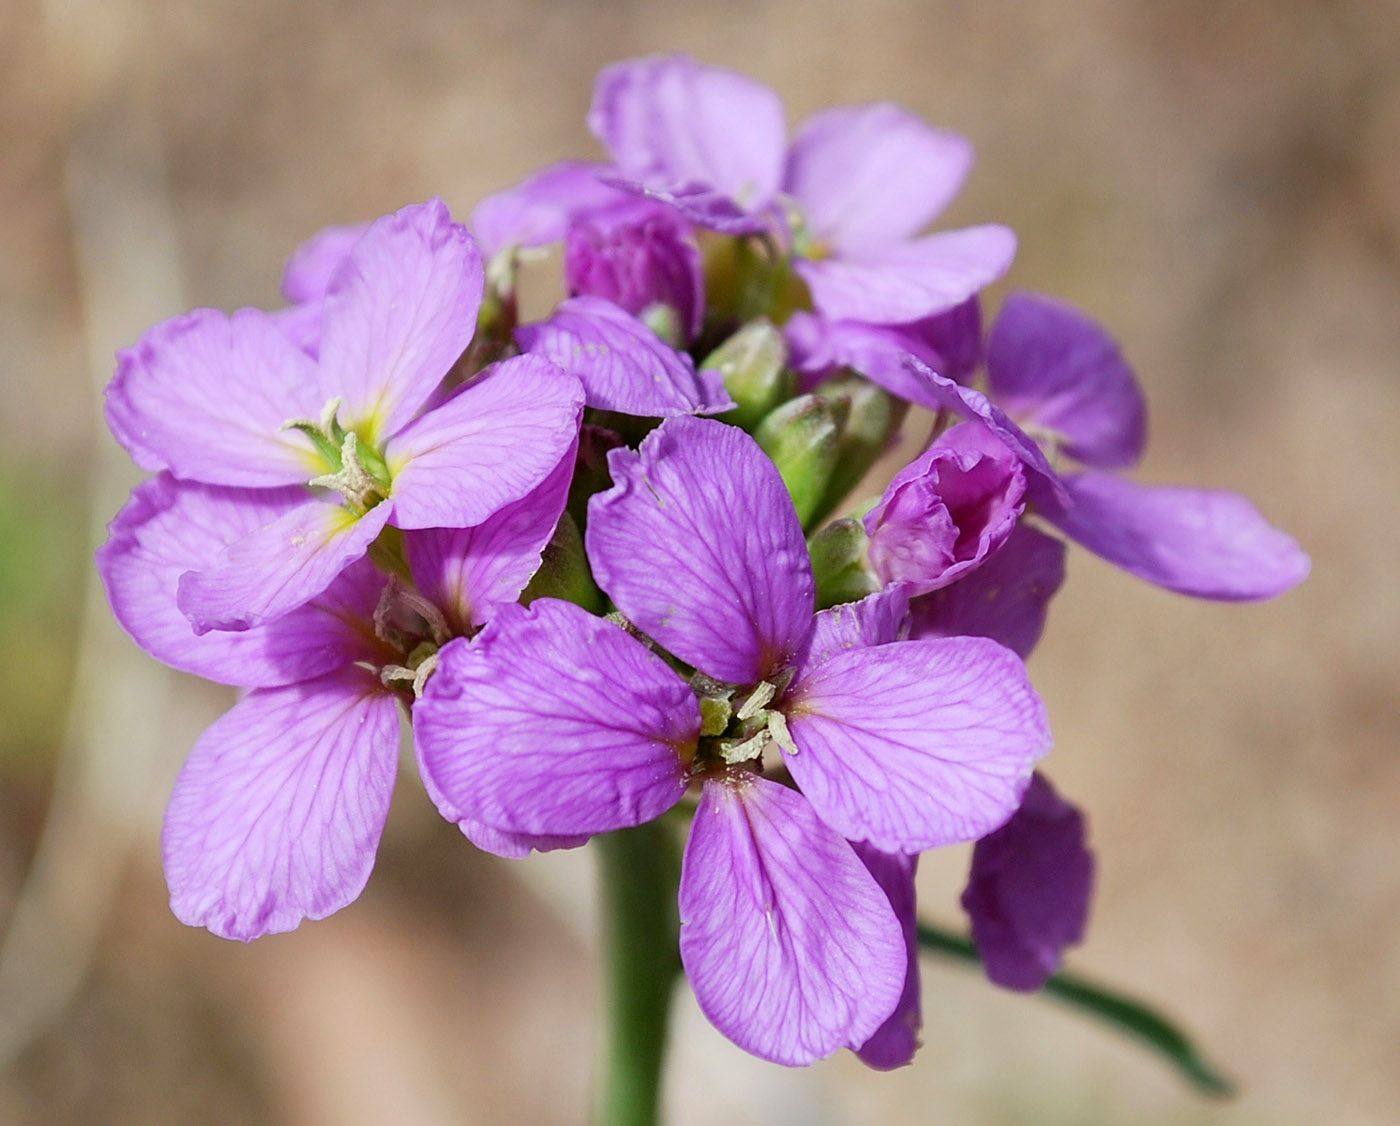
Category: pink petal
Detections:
[
  {"x1": 162, "y1": 667, "x2": 400, "y2": 940},
  {"x1": 784, "y1": 637, "x2": 1051, "y2": 852},
  {"x1": 587, "y1": 417, "x2": 815, "y2": 685},
  {"x1": 799, "y1": 588, "x2": 910, "y2": 674},
  {"x1": 455, "y1": 819, "x2": 590, "y2": 860},
  {"x1": 679, "y1": 774, "x2": 906, "y2": 1066},
  {"x1": 849, "y1": 843, "x2": 922, "y2": 1069},
  {"x1": 317, "y1": 198, "x2": 484, "y2": 442},
  {"x1": 413, "y1": 601, "x2": 695, "y2": 837},
  {"x1": 386, "y1": 354, "x2": 583, "y2": 530},
  {"x1": 471, "y1": 161, "x2": 626, "y2": 255},
  {"x1": 106, "y1": 307, "x2": 323, "y2": 486},
  {"x1": 281, "y1": 222, "x2": 370, "y2": 303},
  {"x1": 786, "y1": 103, "x2": 973, "y2": 256}
]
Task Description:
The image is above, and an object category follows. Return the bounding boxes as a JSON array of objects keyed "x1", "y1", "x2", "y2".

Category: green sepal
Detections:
[
  {"x1": 521, "y1": 511, "x2": 604, "y2": 614},
  {"x1": 808, "y1": 517, "x2": 877, "y2": 610},
  {"x1": 753, "y1": 393, "x2": 849, "y2": 530},
  {"x1": 700, "y1": 320, "x2": 795, "y2": 432},
  {"x1": 811, "y1": 373, "x2": 907, "y2": 522}
]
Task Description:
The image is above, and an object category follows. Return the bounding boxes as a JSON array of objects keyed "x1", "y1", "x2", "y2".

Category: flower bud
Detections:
[
  {"x1": 808, "y1": 517, "x2": 878, "y2": 609},
  {"x1": 811, "y1": 373, "x2": 908, "y2": 520},
  {"x1": 521, "y1": 512, "x2": 604, "y2": 614},
  {"x1": 753, "y1": 393, "x2": 849, "y2": 528},
  {"x1": 700, "y1": 320, "x2": 795, "y2": 432}
]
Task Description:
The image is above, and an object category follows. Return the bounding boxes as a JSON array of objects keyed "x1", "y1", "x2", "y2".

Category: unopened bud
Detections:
[
  {"x1": 700, "y1": 320, "x2": 795, "y2": 432},
  {"x1": 811, "y1": 373, "x2": 908, "y2": 522},
  {"x1": 807, "y1": 517, "x2": 877, "y2": 610},
  {"x1": 753, "y1": 393, "x2": 849, "y2": 529},
  {"x1": 521, "y1": 512, "x2": 604, "y2": 614}
]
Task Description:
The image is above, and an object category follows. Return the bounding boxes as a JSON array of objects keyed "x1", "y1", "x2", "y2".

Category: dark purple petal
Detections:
[
  {"x1": 987, "y1": 292, "x2": 1147, "y2": 470},
  {"x1": 471, "y1": 161, "x2": 626, "y2": 255},
  {"x1": 786, "y1": 103, "x2": 973, "y2": 256},
  {"x1": 106, "y1": 308, "x2": 323, "y2": 487},
  {"x1": 849, "y1": 843, "x2": 921, "y2": 1069},
  {"x1": 515, "y1": 297, "x2": 730, "y2": 417},
  {"x1": 177, "y1": 498, "x2": 391, "y2": 633},
  {"x1": 784, "y1": 637, "x2": 1050, "y2": 852},
  {"x1": 317, "y1": 198, "x2": 484, "y2": 443},
  {"x1": 281, "y1": 222, "x2": 370, "y2": 303},
  {"x1": 1044, "y1": 471, "x2": 1310, "y2": 600},
  {"x1": 962, "y1": 772, "x2": 1093, "y2": 991},
  {"x1": 587, "y1": 417, "x2": 814, "y2": 684},
  {"x1": 98, "y1": 476, "x2": 383, "y2": 686},
  {"x1": 588, "y1": 54, "x2": 786, "y2": 218},
  {"x1": 162, "y1": 666, "x2": 399, "y2": 941},
  {"x1": 797, "y1": 225, "x2": 1016, "y2": 324},
  {"x1": 413, "y1": 600, "x2": 695, "y2": 837},
  {"x1": 679, "y1": 774, "x2": 906, "y2": 1066},
  {"x1": 909, "y1": 524, "x2": 1066, "y2": 659},
  {"x1": 386, "y1": 354, "x2": 583, "y2": 530},
  {"x1": 799, "y1": 588, "x2": 910, "y2": 674}
]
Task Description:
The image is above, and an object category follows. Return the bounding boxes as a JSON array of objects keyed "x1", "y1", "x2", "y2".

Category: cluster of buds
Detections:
[{"x1": 98, "y1": 54, "x2": 1308, "y2": 1067}]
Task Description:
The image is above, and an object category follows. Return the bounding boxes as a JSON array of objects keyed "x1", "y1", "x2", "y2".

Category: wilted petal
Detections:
[
  {"x1": 799, "y1": 588, "x2": 910, "y2": 674},
  {"x1": 413, "y1": 600, "x2": 695, "y2": 837},
  {"x1": 281, "y1": 222, "x2": 370, "y2": 303},
  {"x1": 317, "y1": 198, "x2": 484, "y2": 442},
  {"x1": 849, "y1": 843, "x2": 921, "y2": 1069},
  {"x1": 386, "y1": 354, "x2": 583, "y2": 530},
  {"x1": 587, "y1": 417, "x2": 814, "y2": 684},
  {"x1": 962, "y1": 772, "x2": 1093, "y2": 991},
  {"x1": 106, "y1": 308, "x2": 322, "y2": 486},
  {"x1": 987, "y1": 292, "x2": 1147, "y2": 470},
  {"x1": 786, "y1": 103, "x2": 973, "y2": 257},
  {"x1": 910, "y1": 524, "x2": 1066, "y2": 659},
  {"x1": 471, "y1": 161, "x2": 625, "y2": 255},
  {"x1": 177, "y1": 498, "x2": 391, "y2": 633},
  {"x1": 679, "y1": 774, "x2": 906, "y2": 1066},
  {"x1": 162, "y1": 667, "x2": 400, "y2": 941},
  {"x1": 516, "y1": 297, "x2": 730, "y2": 416},
  {"x1": 784, "y1": 637, "x2": 1050, "y2": 852},
  {"x1": 1045, "y1": 471, "x2": 1310, "y2": 600},
  {"x1": 98, "y1": 476, "x2": 382, "y2": 685},
  {"x1": 797, "y1": 225, "x2": 1016, "y2": 324}
]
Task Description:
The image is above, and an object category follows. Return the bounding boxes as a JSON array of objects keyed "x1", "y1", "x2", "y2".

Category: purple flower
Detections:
[
  {"x1": 786, "y1": 298, "x2": 983, "y2": 389},
  {"x1": 269, "y1": 220, "x2": 372, "y2": 357},
  {"x1": 471, "y1": 161, "x2": 629, "y2": 258},
  {"x1": 414, "y1": 417, "x2": 1050, "y2": 1063},
  {"x1": 588, "y1": 54, "x2": 1016, "y2": 323},
  {"x1": 962, "y1": 772, "x2": 1093, "y2": 991},
  {"x1": 105, "y1": 198, "x2": 585, "y2": 632}
]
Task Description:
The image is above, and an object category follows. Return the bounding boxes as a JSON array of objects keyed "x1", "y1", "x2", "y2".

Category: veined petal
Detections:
[
  {"x1": 679, "y1": 774, "x2": 906, "y2": 1066},
  {"x1": 797, "y1": 225, "x2": 1016, "y2": 324},
  {"x1": 162, "y1": 667, "x2": 400, "y2": 941},
  {"x1": 404, "y1": 439, "x2": 576, "y2": 632},
  {"x1": 317, "y1": 198, "x2": 484, "y2": 442},
  {"x1": 471, "y1": 161, "x2": 626, "y2": 255},
  {"x1": 281, "y1": 222, "x2": 370, "y2": 303},
  {"x1": 987, "y1": 292, "x2": 1147, "y2": 470},
  {"x1": 588, "y1": 54, "x2": 786, "y2": 217},
  {"x1": 98, "y1": 476, "x2": 383, "y2": 686},
  {"x1": 784, "y1": 637, "x2": 1051, "y2": 852},
  {"x1": 106, "y1": 307, "x2": 322, "y2": 486},
  {"x1": 786, "y1": 103, "x2": 973, "y2": 257},
  {"x1": 799, "y1": 588, "x2": 910, "y2": 674},
  {"x1": 849, "y1": 843, "x2": 922, "y2": 1070},
  {"x1": 910, "y1": 524, "x2": 1066, "y2": 659},
  {"x1": 1044, "y1": 471, "x2": 1311, "y2": 600},
  {"x1": 587, "y1": 417, "x2": 814, "y2": 684},
  {"x1": 516, "y1": 296, "x2": 732, "y2": 416},
  {"x1": 413, "y1": 600, "x2": 695, "y2": 837},
  {"x1": 177, "y1": 497, "x2": 391, "y2": 633},
  {"x1": 386, "y1": 354, "x2": 583, "y2": 530}
]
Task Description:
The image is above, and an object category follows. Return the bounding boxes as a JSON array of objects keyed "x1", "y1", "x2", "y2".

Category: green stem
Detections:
[{"x1": 593, "y1": 822, "x2": 682, "y2": 1126}]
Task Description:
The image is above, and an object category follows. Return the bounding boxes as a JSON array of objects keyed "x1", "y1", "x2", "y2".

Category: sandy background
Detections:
[{"x1": 1, "y1": 0, "x2": 1397, "y2": 1122}]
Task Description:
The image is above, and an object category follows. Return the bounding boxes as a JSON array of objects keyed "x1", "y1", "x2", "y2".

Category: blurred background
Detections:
[{"x1": 2, "y1": 0, "x2": 1397, "y2": 1122}]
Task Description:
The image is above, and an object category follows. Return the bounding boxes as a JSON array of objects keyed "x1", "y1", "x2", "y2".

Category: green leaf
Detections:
[{"x1": 916, "y1": 919, "x2": 1235, "y2": 1098}]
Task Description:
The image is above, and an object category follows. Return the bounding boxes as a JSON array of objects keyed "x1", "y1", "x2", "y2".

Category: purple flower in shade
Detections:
[
  {"x1": 96, "y1": 438, "x2": 579, "y2": 939},
  {"x1": 414, "y1": 416, "x2": 1051, "y2": 1064},
  {"x1": 587, "y1": 54, "x2": 1016, "y2": 323},
  {"x1": 105, "y1": 198, "x2": 585, "y2": 634},
  {"x1": 863, "y1": 420, "x2": 1027, "y2": 596},
  {"x1": 961, "y1": 772, "x2": 1093, "y2": 991},
  {"x1": 849, "y1": 842, "x2": 922, "y2": 1070}
]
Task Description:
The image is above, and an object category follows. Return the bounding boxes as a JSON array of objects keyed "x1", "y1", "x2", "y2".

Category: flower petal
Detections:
[
  {"x1": 786, "y1": 103, "x2": 973, "y2": 256},
  {"x1": 1044, "y1": 471, "x2": 1311, "y2": 600},
  {"x1": 317, "y1": 198, "x2": 484, "y2": 442},
  {"x1": 678, "y1": 774, "x2": 906, "y2": 1066},
  {"x1": 281, "y1": 222, "x2": 370, "y2": 303},
  {"x1": 105, "y1": 307, "x2": 323, "y2": 486},
  {"x1": 587, "y1": 416, "x2": 814, "y2": 684},
  {"x1": 162, "y1": 667, "x2": 400, "y2": 941},
  {"x1": 987, "y1": 292, "x2": 1147, "y2": 470},
  {"x1": 471, "y1": 161, "x2": 625, "y2": 255},
  {"x1": 177, "y1": 497, "x2": 391, "y2": 633},
  {"x1": 849, "y1": 843, "x2": 922, "y2": 1070},
  {"x1": 515, "y1": 296, "x2": 731, "y2": 416},
  {"x1": 909, "y1": 524, "x2": 1066, "y2": 659},
  {"x1": 454, "y1": 819, "x2": 590, "y2": 860},
  {"x1": 784, "y1": 637, "x2": 1051, "y2": 852},
  {"x1": 797, "y1": 225, "x2": 1016, "y2": 324},
  {"x1": 786, "y1": 300, "x2": 982, "y2": 391},
  {"x1": 413, "y1": 600, "x2": 695, "y2": 837},
  {"x1": 799, "y1": 588, "x2": 910, "y2": 674},
  {"x1": 961, "y1": 772, "x2": 1093, "y2": 991},
  {"x1": 98, "y1": 475, "x2": 383, "y2": 685}
]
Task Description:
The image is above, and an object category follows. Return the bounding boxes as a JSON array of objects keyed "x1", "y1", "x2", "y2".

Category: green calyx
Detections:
[
  {"x1": 753, "y1": 392, "x2": 850, "y2": 529},
  {"x1": 701, "y1": 319, "x2": 795, "y2": 432}
]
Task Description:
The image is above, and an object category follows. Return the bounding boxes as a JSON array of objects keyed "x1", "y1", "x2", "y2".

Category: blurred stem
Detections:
[{"x1": 593, "y1": 822, "x2": 682, "y2": 1126}]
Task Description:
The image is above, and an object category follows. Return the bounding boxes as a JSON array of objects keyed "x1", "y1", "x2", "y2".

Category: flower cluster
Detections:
[{"x1": 98, "y1": 54, "x2": 1308, "y2": 1068}]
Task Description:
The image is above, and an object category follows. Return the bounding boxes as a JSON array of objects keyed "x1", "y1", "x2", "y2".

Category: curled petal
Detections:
[
  {"x1": 162, "y1": 667, "x2": 400, "y2": 941},
  {"x1": 471, "y1": 161, "x2": 625, "y2": 255},
  {"x1": 849, "y1": 843, "x2": 922, "y2": 1069},
  {"x1": 784, "y1": 637, "x2": 1051, "y2": 852},
  {"x1": 679, "y1": 774, "x2": 906, "y2": 1066}
]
